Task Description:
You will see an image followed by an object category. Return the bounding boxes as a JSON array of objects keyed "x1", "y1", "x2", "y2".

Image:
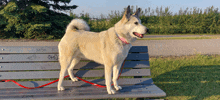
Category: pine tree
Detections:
[{"x1": 0, "y1": 0, "x2": 77, "y2": 39}]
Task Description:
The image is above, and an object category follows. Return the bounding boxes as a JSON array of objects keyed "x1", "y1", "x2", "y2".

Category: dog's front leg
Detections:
[
  {"x1": 113, "y1": 63, "x2": 123, "y2": 91},
  {"x1": 105, "y1": 64, "x2": 115, "y2": 94}
]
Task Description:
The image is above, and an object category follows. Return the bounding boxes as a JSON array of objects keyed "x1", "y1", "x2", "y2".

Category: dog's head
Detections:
[{"x1": 114, "y1": 6, "x2": 149, "y2": 43}]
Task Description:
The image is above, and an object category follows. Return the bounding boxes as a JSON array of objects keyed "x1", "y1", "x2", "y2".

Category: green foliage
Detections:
[
  {"x1": 1, "y1": 4, "x2": 220, "y2": 39},
  {"x1": 30, "y1": 4, "x2": 47, "y2": 13},
  {"x1": 0, "y1": 0, "x2": 77, "y2": 39},
  {"x1": 142, "y1": 6, "x2": 220, "y2": 34},
  {"x1": 84, "y1": 6, "x2": 220, "y2": 35}
]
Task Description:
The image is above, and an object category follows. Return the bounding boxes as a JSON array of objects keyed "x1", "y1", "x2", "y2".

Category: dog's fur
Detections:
[{"x1": 57, "y1": 6, "x2": 148, "y2": 94}]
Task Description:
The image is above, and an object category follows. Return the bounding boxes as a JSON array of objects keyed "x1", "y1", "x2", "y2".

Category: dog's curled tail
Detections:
[{"x1": 66, "y1": 19, "x2": 90, "y2": 32}]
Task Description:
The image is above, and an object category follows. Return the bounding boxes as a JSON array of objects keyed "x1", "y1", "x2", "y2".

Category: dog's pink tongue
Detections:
[{"x1": 135, "y1": 32, "x2": 143, "y2": 38}]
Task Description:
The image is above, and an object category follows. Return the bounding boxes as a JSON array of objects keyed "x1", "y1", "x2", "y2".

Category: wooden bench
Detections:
[{"x1": 0, "y1": 42, "x2": 166, "y2": 99}]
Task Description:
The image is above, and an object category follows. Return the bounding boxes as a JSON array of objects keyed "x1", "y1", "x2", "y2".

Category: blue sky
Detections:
[{"x1": 68, "y1": 0, "x2": 220, "y2": 18}]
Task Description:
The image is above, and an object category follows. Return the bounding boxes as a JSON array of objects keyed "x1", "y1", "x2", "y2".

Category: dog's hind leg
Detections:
[
  {"x1": 68, "y1": 58, "x2": 81, "y2": 82},
  {"x1": 57, "y1": 55, "x2": 72, "y2": 91}
]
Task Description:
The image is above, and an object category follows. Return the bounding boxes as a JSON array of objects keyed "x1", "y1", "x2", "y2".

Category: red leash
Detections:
[
  {"x1": 75, "y1": 60, "x2": 125, "y2": 88},
  {"x1": 0, "y1": 60, "x2": 125, "y2": 89},
  {"x1": 0, "y1": 75, "x2": 70, "y2": 89}
]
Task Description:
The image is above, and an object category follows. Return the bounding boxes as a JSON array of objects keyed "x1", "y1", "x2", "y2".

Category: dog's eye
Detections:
[{"x1": 134, "y1": 22, "x2": 138, "y2": 25}]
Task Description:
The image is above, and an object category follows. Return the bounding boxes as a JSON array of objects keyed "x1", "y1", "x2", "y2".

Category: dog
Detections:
[{"x1": 57, "y1": 5, "x2": 148, "y2": 94}]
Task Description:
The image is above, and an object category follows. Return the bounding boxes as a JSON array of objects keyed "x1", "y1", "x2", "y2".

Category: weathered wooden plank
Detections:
[
  {"x1": 0, "y1": 46, "x2": 148, "y2": 53},
  {"x1": 0, "y1": 46, "x2": 58, "y2": 53},
  {"x1": 0, "y1": 53, "x2": 148, "y2": 62},
  {"x1": 0, "y1": 45, "x2": 166, "y2": 99},
  {"x1": 0, "y1": 69, "x2": 151, "y2": 79},
  {"x1": 126, "y1": 53, "x2": 149, "y2": 60},
  {"x1": 0, "y1": 42, "x2": 59, "y2": 46},
  {"x1": 74, "y1": 61, "x2": 150, "y2": 69},
  {"x1": 0, "y1": 63, "x2": 61, "y2": 71},
  {"x1": 129, "y1": 46, "x2": 148, "y2": 52},
  {"x1": 0, "y1": 78, "x2": 153, "y2": 89},
  {"x1": 0, "y1": 85, "x2": 166, "y2": 99},
  {"x1": 74, "y1": 69, "x2": 150, "y2": 78},
  {"x1": 0, "y1": 54, "x2": 59, "y2": 62},
  {"x1": 0, "y1": 61, "x2": 150, "y2": 71}
]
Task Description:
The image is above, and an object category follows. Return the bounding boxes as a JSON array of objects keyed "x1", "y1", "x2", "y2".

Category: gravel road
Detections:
[
  {"x1": 1, "y1": 38, "x2": 220, "y2": 57},
  {"x1": 132, "y1": 39, "x2": 220, "y2": 57}
]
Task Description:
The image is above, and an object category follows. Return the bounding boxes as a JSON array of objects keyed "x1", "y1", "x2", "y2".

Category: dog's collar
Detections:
[{"x1": 116, "y1": 34, "x2": 130, "y2": 44}]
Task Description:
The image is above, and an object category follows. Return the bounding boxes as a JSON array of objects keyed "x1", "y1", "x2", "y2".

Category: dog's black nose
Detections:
[{"x1": 146, "y1": 28, "x2": 149, "y2": 34}]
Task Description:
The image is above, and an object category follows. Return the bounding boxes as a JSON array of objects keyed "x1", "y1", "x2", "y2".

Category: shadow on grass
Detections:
[{"x1": 153, "y1": 65, "x2": 220, "y2": 100}]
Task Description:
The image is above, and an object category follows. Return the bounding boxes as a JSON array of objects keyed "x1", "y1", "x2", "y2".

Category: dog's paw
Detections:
[
  {"x1": 71, "y1": 77, "x2": 78, "y2": 82},
  {"x1": 107, "y1": 88, "x2": 116, "y2": 94},
  {"x1": 114, "y1": 85, "x2": 122, "y2": 91},
  {"x1": 57, "y1": 86, "x2": 65, "y2": 91}
]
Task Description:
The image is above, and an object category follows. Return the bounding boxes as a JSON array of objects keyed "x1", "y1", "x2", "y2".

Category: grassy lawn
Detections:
[{"x1": 149, "y1": 54, "x2": 220, "y2": 100}]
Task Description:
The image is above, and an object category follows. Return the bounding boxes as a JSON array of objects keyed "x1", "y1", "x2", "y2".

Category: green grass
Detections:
[{"x1": 149, "y1": 54, "x2": 220, "y2": 100}]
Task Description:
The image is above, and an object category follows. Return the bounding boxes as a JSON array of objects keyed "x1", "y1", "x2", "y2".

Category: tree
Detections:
[
  {"x1": 0, "y1": 0, "x2": 77, "y2": 39},
  {"x1": 0, "y1": 0, "x2": 77, "y2": 10}
]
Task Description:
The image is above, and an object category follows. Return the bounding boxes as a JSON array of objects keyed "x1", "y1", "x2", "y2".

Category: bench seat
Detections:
[{"x1": 0, "y1": 43, "x2": 166, "y2": 99}]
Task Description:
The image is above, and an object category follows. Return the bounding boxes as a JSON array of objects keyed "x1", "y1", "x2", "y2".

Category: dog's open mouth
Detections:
[{"x1": 133, "y1": 32, "x2": 143, "y2": 38}]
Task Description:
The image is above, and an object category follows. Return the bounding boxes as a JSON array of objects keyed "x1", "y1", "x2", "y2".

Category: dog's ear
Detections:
[
  {"x1": 133, "y1": 8, "x2": 141, "y2": 17},
  {"x1": 125, "y1": 5, "x2": 131, "y2": 19},
  {"x1": 121, "y1": 5, "x2": 131, "y2": 23}
]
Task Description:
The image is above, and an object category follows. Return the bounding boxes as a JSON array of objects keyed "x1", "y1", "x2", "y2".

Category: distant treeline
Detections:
[
  {"x1": 84, "y1": 6, "x2": 220, "y2": 35},
  {"x1": 143, "y1": 6, "x2": 220, "y2": 34},
  {"x1": 1, "y1": 3, "x2": 220, "y2": 39}
]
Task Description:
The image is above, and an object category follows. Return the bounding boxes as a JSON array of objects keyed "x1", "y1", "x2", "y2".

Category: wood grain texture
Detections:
[
  {"x1": 0, "y1": 78, "x2": 153, "y2": 89},
  {"x1": 0, "y1": 46, "x2": 148, "y2": 53},
  {"x1": 0, "y1": 61, "x2": 149, "y2": 71},
  {"x1": 0, "y1": 45, "x2": 166, "y2": 98},
  {"x1": 0, "y1": 69, "x2": 151, "y2": 79},
  {"x1": 0, "y1": 53, "x2": 148, "y2": 62},
  {"x1": 0, "y1": 46, "x2": 58, "y2": 53},
  {"x1": 0, "y1": 42, "x2": 59, "y2": 46},
  {"x1": 0, "y1": 84, "x2": 166, "y2": 99},
  {"x1": 0, "y1": 54, "x2": 59, "y2": 62}
]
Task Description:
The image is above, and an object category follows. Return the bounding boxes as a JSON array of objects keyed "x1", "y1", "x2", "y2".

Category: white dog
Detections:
[{"x1": 57, "y1": 5, "x2": 148, "y2": 94}]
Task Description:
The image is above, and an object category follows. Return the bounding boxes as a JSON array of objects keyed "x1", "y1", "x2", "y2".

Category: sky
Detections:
[{"x1": 67, "y1": 0, "x2": 220, "y2": 18}]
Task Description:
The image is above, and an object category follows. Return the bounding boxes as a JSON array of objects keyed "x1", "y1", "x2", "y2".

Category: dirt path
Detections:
[
  {"x1": 132, "y1": 39, "x2": 220, "y2": 57},
  {"x1": 1, "y1": 39, "x2": 220, "y2": 57}
]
